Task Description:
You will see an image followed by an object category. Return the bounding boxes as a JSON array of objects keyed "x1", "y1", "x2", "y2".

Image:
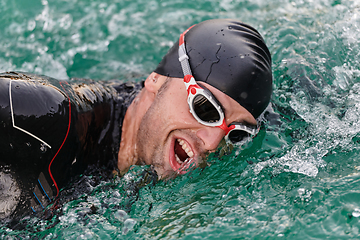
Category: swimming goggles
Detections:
[{"x1": 178, "y1": 26, "x2": 259, "y2": 144}]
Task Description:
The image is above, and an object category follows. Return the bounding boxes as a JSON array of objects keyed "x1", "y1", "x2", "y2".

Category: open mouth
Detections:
[{"x1": 171, "y1": 139, "x2": 195, "y2": 174}]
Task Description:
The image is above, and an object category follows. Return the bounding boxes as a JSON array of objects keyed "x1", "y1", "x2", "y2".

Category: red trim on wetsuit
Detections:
[{"x1": 48, "y1": 81, "x2": 72, "y2": 197}]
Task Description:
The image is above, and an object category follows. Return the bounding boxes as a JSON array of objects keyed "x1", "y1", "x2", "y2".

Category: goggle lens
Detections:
[
  {"x1": 227, "y1": 129, "x2": 251, "y2": 143},
  {"x1": 193, "y1": 94, "x2": 221, "y2": 123}
]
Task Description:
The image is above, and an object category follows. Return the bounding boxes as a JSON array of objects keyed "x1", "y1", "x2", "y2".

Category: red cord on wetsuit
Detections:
[{"x1": 47, "y1": 81, "x2": 72, "y2": 198}]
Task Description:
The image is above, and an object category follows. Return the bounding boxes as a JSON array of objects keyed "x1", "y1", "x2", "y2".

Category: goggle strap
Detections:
[
  {"x1": 179, "y1": 44, "x2": 192, "y2": 76},
  {"x1": 178, "y1": 25, "x2": 196, "y2": 77}
]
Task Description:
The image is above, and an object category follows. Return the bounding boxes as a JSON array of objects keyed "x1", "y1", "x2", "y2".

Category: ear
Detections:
[{"x1": 144, "y1": 72, "x2": 167, "y2": 94}]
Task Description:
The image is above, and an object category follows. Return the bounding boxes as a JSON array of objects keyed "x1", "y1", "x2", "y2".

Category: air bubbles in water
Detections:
[
  {"x1": 123, "y1": 219, "x2": 137, "y2": 235},
  {"x1": 113, "y1": 210, "x2": 137, "y2": 234},
  {"x1": 114, "y1": 210, "x2": 128, "y2": 222}
]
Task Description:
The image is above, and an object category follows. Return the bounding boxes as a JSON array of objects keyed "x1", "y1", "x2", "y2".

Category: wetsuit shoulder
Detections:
[
  {"x1": 0, "y1": 72, "x2": 76, "y2": 219},
  {"x1": 0, "y1": 72, "x2": 144, "y2": 220}
]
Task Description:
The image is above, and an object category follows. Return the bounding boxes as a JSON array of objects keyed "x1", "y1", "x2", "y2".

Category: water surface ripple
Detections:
[{"x1": 1, "y1": 0, "x2": 360, "y2": 239}]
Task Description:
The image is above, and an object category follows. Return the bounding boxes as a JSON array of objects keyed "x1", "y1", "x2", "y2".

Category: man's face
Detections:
[{"x1": 135, "y1": 77, "x2": 257, "y2": 178}]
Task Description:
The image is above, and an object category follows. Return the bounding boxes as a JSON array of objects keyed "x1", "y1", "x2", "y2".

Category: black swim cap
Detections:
[{"x1": 154, "y1": 19, "x2": 272, "y2": 119}]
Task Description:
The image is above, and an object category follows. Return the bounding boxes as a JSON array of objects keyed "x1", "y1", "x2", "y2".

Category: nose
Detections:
[{"x1": 196, "y1": 126, "x2": 225, "y2": 152}]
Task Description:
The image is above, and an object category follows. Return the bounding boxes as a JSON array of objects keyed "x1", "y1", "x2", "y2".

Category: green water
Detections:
[{"x1": 1, "y1": 0, "x2": 360, "y2": 239}]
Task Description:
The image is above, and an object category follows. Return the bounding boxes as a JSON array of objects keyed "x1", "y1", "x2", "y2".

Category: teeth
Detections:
[
  {"x1": 175, "y1": 154, "x2": 182, "y2": 164},
  {"x1": 177, "y1": 139, "x2": 194, "y2": 158}
]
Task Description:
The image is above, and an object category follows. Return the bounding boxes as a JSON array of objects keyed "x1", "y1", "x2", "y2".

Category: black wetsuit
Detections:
[{"x1": 0, "y1": 72, "x2": 143, "y2": 220}]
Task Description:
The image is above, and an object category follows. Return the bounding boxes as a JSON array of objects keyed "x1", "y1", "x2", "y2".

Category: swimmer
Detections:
[{"x1": 0, "y1": 19, "x2": 272, "y2": 220}]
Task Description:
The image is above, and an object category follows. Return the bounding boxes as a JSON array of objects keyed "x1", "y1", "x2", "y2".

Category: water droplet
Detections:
[
  {"x1": 353, "y1": 208, "x2": 360, "y2": 218},
  {"x1": 40, "y1": 143, "x2": 47, "y2": 152},
  {"x1": 240, "y1": 92, "x2": 248, "y2": 99}
]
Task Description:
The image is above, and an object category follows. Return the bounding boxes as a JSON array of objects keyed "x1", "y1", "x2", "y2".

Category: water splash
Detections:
[{"x1": 1, "y1": 0, "x2": 360, "y2": 239}]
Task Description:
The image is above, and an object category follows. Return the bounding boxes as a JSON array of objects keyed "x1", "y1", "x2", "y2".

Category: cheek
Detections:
[
  {"x1": 163, "y1": 104, "x2": 194, "y2": 128},
  {"x1": 137, "y1": 104, "x2": 165, "y2": 153}
]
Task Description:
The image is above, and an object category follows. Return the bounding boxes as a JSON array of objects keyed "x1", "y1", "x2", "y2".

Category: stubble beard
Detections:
[
  {"x1": 135, "y1": 79, "x2": 174, "y2": 177},
  {"x1": 134, "y1": 78, "x2": 210, "y2": 178}
]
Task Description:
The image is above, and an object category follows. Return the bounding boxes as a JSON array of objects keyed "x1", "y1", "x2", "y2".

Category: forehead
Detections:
[{"x1": 198, "y1": 81, "x2": 257, "y2": 125}]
